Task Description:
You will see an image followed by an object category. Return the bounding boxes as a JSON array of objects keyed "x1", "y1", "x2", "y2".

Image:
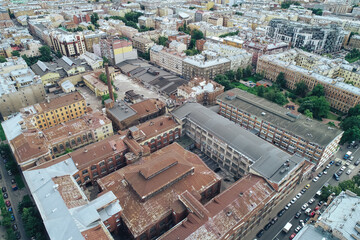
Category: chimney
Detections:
[{"x1": 105, "y1": 63, "x2": 114, "y2": 101}]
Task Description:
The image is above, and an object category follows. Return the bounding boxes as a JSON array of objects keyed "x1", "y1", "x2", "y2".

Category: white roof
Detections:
[{"x1": 1, "y1": 113, "x2": 24, "y2": 141}]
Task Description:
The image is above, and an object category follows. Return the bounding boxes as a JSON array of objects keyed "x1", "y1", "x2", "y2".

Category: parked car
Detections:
[
  {"x1": 345, "y1": 161, "x2": 351, "y2": 166},
  {"x1": 15, "y1": 231, "x2": 20, "y2": 239},
  {"x1": 310, "y1": 211, "x2": 315, "y2": 217},
  {"x1": 308, "y1": 198, "x2": 315, "y2": 204},
  {"x1": 295, "y1": 225, "x2": 302, "y2": 233},
  {"x1": 8, "y1": 207, "x2": 12, "y2": 212},
  {"x1": 302, "y1": 203, "x2": 309, "y2": 211},
  {"x1": 318, "y1": 201, "x2": 324, "y2": 206},
  {"x1": 295, "y1": 211, "x2": 302, "y2": 219},
  {"x1": 256, "y1": 229, "x2": 265, "y2": 238},
  {"x1": 278, "y1": 209, "x2": 286, "y2": 217},
  {"x1": 326, "y1": 164, "x2": 331, "y2": 169},
  {"x1": 12, "y1": 223, "x2": 18, "y2": 231},
  {"x1": 329, "y1": 160, "x2": 335, "y2": 165},
  {"x1": 301, "y1": 188, "x2": 306, "y2": 194},
  {"x1": 10, "y1": 214, "x2": 15, "y2": 221},
  {"x1": 285, "y1": 202, "x2": 292, "y2": 210},
  {"x1": 317, "y1": 172, "x2": 323, "y2": 177},
  {"x1": 290, "y1": 233, "x2": 296, "y2": 240},
  {"x1": 291, "y1": 197, "x2": 297, "y2": 204},
  {"x1": 7, "y1": 170, "x2": 12, "y2": 176},
  {"x1": 336, "y1": 161, "x2": 342, "y2": 166},
  {"x1": 355, "y1": 160, "x2": 360, "y2": 166},
  {"x1": 341, "y1": 166, "x2": 346, "y2": 171},
  {"x1": 271, "y1": 217, "x2": 278, "y2": 225},
  {"x1": 2, "y1": 187, "x2": 6, "y2": 192},
  {"x1": 347, "y1": 169, "x2": 352, "y2": 175},
  {"x1": 305, "y1": 217, "x2": 310, "y2": 222},
  {"x1": 337, "y1": 170, "x2": 343, "y2": 176},
  {"x1": 3, "y1": 193, "x2": 8, "y2": 199},
  {"x1": 5, "y1": 200, "x2": 11, "y2": 207},
  {"x1": 305, "y1": 184, "x2": 310, "y2": 189},
  {"x1": 0, "y1": 173, "x2": 2, "y2": 180},
  {"x1": 11, "y1": 179, "x2": 15, "y2": 184},
  {"x1": 314, "y1": 206, "x2": 320, "y2": 211},
  {"x1": 296, "y1": 193, "x2": 302, "y2": 199},
  {"x1": 264, "y1": 222, "x2": 272, "y2": 230},
  {"x1": 313, "y1": 177, "x2": 319, "y2": 182}
]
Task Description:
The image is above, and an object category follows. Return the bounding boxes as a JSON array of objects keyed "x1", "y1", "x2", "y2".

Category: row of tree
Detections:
[
  {"x1": 320, "y1": 175, "x2": 360, "y2": 201},
  {"x1": 108, "y1": 12, "x2": 144, "y2": 30}
]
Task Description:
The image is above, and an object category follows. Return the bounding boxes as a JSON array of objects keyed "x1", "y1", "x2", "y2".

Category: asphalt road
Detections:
[
  {"x1": 252, "y1": 145, "x2": 360, "y2": 240},
  {"x1": 0, "y1": 155, "x2": 29, "y2": 240}
]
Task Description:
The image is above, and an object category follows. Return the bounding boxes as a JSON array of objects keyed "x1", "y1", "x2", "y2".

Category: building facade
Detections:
[
  {"x1": 50, "y1": 29, "x2": 86, "y2": 57},
  {"x1": 150, "y1": 45, "x2": 186, "y2": 75},
  {"x1": 100, "y1": 38, "x2": 138, "y2": 65}
]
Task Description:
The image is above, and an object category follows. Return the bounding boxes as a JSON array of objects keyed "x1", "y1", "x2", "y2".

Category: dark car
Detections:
[
  {"x1": 2, "y1": 187, "x2": 6, "y2": 193},
  {"x1": 301, "y1": 188, "x2": 306, "y2": 194},
  {"x1": 8, "y1": 207, "x2": 12, "y2": 212},
  {"x1": 317, "y1": 172, "x2": 323, "y2": 177},
  {"x1": 3, "y1": 193, "x2": 8, "y2": 199},
  {"x1": 5, "y1": 200, "x2": 11, "y2": 207},
  {"x1": 355, "y1": 160, "x2": 360, "y2": 166},
  {"x1": 271, "y1": 217, "x2": 278, "y2": 225},
  {"x1": 305, "y1": 217, "x2": 310, "y2": 223},
  {"x1": 11, "y1": 179, "x2": 16, "y2": 184},
  {"x1": 278, "y1": 209, "x2": 286, "y2": 217},
  {"x1": 264, "y1": 222, "x2": 272, "y2": 230},
  {"x1": 15, "y1": 231, "x2": 20, "y2": 239},
  {"x1": 12, "y1": 223, "x2": 18, "y2": 231},
  {"x1": 347, "y1": 145, "x2": 352, "y2": 149},
  {"x1": 354, "y1": 144, "x2": 359, "y2": 149},
  {"x1": 10, "y1": 214, "x2": 15, "y2": 221},
  {"x1": 0, "y1": 173, "x2": 2, "y2": 180},
  {"x1": 295, "y1": 211, "x2": 302, "y2": 219},
  {"x1": 318, "y1": 201, "x2": 324, "y2": 206},
  {"x1": 336, "y1": 161, "x2": 342, "y2": 166},
  {"x1": 256, "y1": 229, "x2": 265, "y2": 238},
  {"x1": 329, "y1": 160, "x2": 335, "y2": 165},
  {"x1": 337, "y1": 170, "x2": 343, "y2": 176}
]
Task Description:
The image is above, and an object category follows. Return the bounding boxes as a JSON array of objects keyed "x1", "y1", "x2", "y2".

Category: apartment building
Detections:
[
  {"x1": 266, "y1": 19, "x2": 346, "y2": 54},
  {"x1": 202, "y1": 41, "x2": 252, "y2": 70},
  {"x1": 207, "y1": 16, "x2": 223, "y2": 26},
  {"x1": 168, "y1": 32, "x2": 191, "y2": 47},
  {"x1": 172, "y1": 102, "x2": 305, "y2": 201},
  {"x1": 24, "y1": 159, "x2": 121, "y2": 239},
  {"x1": 150, "y1": 45, "x2": 186, "y2": 75},
  {"x1": 105, "y1": 98, "x2": 166, "y2": 130},
  {"x1": 121, "y1": 115, "x2": 182, "y2": 153},
  {"x1": 82, "y1": 68, "x2": 116, "y2": 97},
  {"x1": 20, "y1": 91, "x2": 87, "y2": 130},
  {"x1": 257, "y1": 49, "x2": 360, "y2": 112},
  {"x1": 83, "y1": 31, "x2": 105, "y2": 53},
  {"x1": 132, "y1": 36, "x2": 155, "y2": 53},
  {"x1": 348, "y1": 35, "x2": 360, "y2": 49},
  {"x1": 217, "y1": 89, "x2": 343, "y2": 168},
  {"x1": 160, "y1": 174, "x2": 276, "y2": 240},
  {"x1": 50, "y1": 29, "x2": 86, "y2": 57},
  {"x1": 79, "y1": 51, "x2": 103, "y2": 70},
  {"x1": 177, "y1": 77, "x2": 224, "y2": 105},
  {"x1": 243, "y1": 41, "x2": 289, "y2": 65},
  {"x1": 182, "y1": 55, "x2": 231, "y2": 80},
  {"x1": 99, "y1": 38, "x2": 138, "y2": 65},
  {"x1": 97, "y1": 143, "x2": 222, "y2": 240},
  {"x1": 5, "y1": 111, "x2": 113, "y2": 169},
  {"x1": 0, "y1": 57, "x2": 46, "y2": 119}
]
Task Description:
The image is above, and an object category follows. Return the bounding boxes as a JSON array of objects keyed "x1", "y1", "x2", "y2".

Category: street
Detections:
[
  {"x1": 0, "y1": 154, "x2": 29, "y2": 240},
  {"x1": 249, "y1": 145, "x2": 360, "y2": 240}
]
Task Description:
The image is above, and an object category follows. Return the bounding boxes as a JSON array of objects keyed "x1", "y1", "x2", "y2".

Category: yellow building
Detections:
[
  {"x1": 25, "y1": 91, "x2": 87, "y2": 130},
  {"x1": 82, "y1": 68, "x2": 115, "y2": 97},
  {"x1": 31, "y1": 61, "x2": 60, "y2": 86},
  {"x1": 223, "y1": 36, "x2": 244, "y2": 48}
]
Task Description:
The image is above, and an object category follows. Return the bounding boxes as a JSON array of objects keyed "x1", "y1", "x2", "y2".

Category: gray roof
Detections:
[
  {"x1": 217, "y1": 89, "x2": 343, "y2": 147},
  {"x1": 292, "y1": 225, "x2": 338, "y2": 240},
  {"x1": 57, "y1": 56, "x2": 88, "y2": 72},
  {"x1": 107, "y1": 100, "x2": 136, "y2": 122},
  {"x1": 30, "y1": 61, "x2": 58, "y2": 76},
  {"x1": 172, "y1": 102, "x2": 304, "y2": 184},
  {"x1": 317, "y1": 190, "x2": 360, "y2": 240}
]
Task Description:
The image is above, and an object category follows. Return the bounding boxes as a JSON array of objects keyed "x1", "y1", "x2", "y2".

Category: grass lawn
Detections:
[
  {"x1": 346, "y1": 56, "x2": 360, "y2": 63},
  {"x1": 244, "y1": 76, "x2": 256, "y2": 82},
  {"x1": 326, "y1": 112, "x2": 338, "y2": 120},
  {"x1": 14, "y1": 174, "x2": 25, "y2": 189},
  {"x1": 0, "y1": 124, "x2": 6, "y2": 141}
]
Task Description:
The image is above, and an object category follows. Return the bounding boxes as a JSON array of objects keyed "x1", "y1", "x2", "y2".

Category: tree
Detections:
[
  {"x1": 243, "y1": 65, "x2": 252, "y2": 78},
  {"x1": 90, "y1": 13, "x2": 99, "y2": 25},
  {"x1": 191, "y1": 29, "x2": 204, "y2": 40},
  {"x1": 310, "y1": 8, "x2": 323, "y2": 16},
  {"x1": 11, "y1": 50, "x2": 20, "y2": 57},
  {"x1": 76, "y1": 26, "x2": 83, "y2": 32},
  {"x1": 298, "y1": 96, "x2": 330, "y2": 120},
  {"x1": 304, "y1": 109, "x2": 313, "y2": 119},
  {"x1": 99, "y1": 72, "x2": 108, "y2": 84},
  {"x1": 0, "y1": 56, "x2": 6, "y2": 63},
  {"x1": 55, "y1": 50, "x2": 62, "y2": 58},
  {"x1": 102, "y1": 92, "x2": 118, "y2": 104},
  {"x1": 39, "y1": 46, "x2": 53, "y2": 62},
  {"x1": 264, "y1": 89, "x2": 288, "y2": 105},
  {"x1": 309, "y1": 84, "x2": 324, "y2": 97},
  {"x1": 256, "y1": 86, "x2": 265, "y2": 97},
  {"x1": 276, "y1": 72, "x2": 286, "y2": 89},
  {"x1": 214, "y1": 74, "x2": 231, "y2": 90},
  {"x1": 124, "y1": 12, "x2": 143, "y2": 23},
  {"x1": 236, "y1": 68, "x2": 243, "y2": 80},
  {"x1": 225, "y1": 70, "x2": 235, "y2": 82},
  {"x1": 340, "y1": 116, "x2": 360, "y2": 131},
  {"x1": 294, "y1": 81, "x2": 308, "y2": 97},
  {"x1": 348, "y1": 104, "x2": 360, "y2": 117},
  {"x1": 157, "y1": 36, "x2": 168, "y2": 46}
]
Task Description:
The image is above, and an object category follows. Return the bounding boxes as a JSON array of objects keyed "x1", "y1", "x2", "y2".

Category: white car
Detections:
[
  {"x1": 340, "y1": 166, "x2": 346, "y2": 171},
  {"x1": 301, "y1": 203, "x2": 308, "y2": 211},
  {"x1": 285, "y1": 202, "x2": 292, "y2": 210},
  {"x1": 313, "y1": 176, "x2": 319, "y2": 182},
  {"x1": 308, "y1": 198, "x2": 315, "y2": 204},
  {"x1": 345, "y1": 161, "x2": 351, "y2": 166},
  {"x1": 291, "y1": 197, "x2": 297, "y2": 204},
  {"x1": 323, "y1": 171, "x2": 328, "y2": 175},
  {"x1": 296, "y1": 193, "x2": 302, "y2": 199},
  {"x1": 346, "y1": 169, "x2": 352, "y2": 175},
  {"x1": 326, "y1": 164, "x2": 330, "y2": 169}
]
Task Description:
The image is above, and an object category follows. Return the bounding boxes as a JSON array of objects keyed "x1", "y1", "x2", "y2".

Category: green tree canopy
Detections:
[
  {"x1": 39, "y1": 46, "x2": 53, "y2": 62},
  {"x1": 11, "y1": 50, "x2": 20, "y2": 57},
  {"x1": 225, "y1": 70, "x2": 235, "y2": 82},
  {"x1": 191, "y1": 29, "x2": 204, "y2": 40},
  {"x1": 236, "y1": 68, "x2": 243, "y2": 80},
  {"x1": 0, "y1": 55, "x2": 7, "y2": 63},
  {"x1": 298, "y1": 96, "x2": 330, "y2": 120},
  {"x1": 348, "y1": 104, "x2": 360, "y2": 117},
  {"x1": 304, "y1": 109, "x2": 313, "y2": 119},
  {"x1": 264, "y1": 89, "x2": 288, "y2": 105},
  {"x1": 276, "y1": 72, "x2": 286, "y2": 89},
  {"x1": 341, "y1": 116, "x2": 360, "y2": 131},
  {"x1": 309, "y1": 84, "x2": 325, "y2": 97},
  {"x1": 294, "y1": 81, "x2": 308, "y2": 97},
  {"x1": 157, "y1": 36, "x2": 168, "y2": 46}
]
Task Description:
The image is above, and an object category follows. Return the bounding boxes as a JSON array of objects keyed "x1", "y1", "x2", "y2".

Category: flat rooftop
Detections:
[
  {"x1": 217, "y1": 89, "x2": 343, "y2": 147},
  {"x1": 293, "y1": 225, "x2": 338, "y2": 240},
  {"x1": 172, "y1": 102, "x2": 304, "y2": 184}
]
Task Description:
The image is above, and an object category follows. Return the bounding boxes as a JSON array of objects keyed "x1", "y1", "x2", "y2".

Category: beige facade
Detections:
[
  {"x1": 182, "y1": 56, "x2": 231, "y2": 80},
  {"x1": 50, "y1": 30, "x2": 86, "y2": 57},
  {"x1": 150, "y1": 45, "x2": 186, "y2": 75},
  {"x1": 132, "y1": 37, "x2": 154, "y2": 53}
]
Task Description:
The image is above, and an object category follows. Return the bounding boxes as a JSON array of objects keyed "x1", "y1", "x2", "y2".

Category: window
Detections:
[
  {"x1": 74, "y1": 174, "x2": 80, "y2": 179},
  {"x1": 88, "y1": 133, "x2": 92, "y2": 139},
  {"x1": 115, "y1": 154, "x2": 121, "y2": 160},
  {"x1": 82, "y1": 169, "x2": 88, "y2": 175},
  {"x1": 83, "y1": 135, "x2": 87, "y2": 141},
  {"x1": 65, "y1": 142, "x2": 70, "y2": 148},
  {"x1": 59, "y1": 144, "x2": 64, "y2": 150},
  {"x1": 91, "y1": 165, "x2": 97, "y2": 170},
  {"x1": 108, "y1": 158, "x2": 113, "y2": 164},
  {"x1": 84, "y1": 176, "x2": 90, "y2": 181},
  {"x1": 77, "y1": 137, "x2": 81, "y2": 143},
  {"x1": 99, "y1": 161, "x2": 105, "y2": 167},
  {"x1": 53, "y1": 147, "x2": 58, "y2": 153},
  {"x1": 101, "y1": 168, "x2": 107, "y2": 173},
  {"x1": 71, "y1": 139, "x2": 76, "y2": 145}
]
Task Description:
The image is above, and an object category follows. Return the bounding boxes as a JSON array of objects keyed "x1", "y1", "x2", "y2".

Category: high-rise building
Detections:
[
  {"x1": 50, "y1": 29, "x2": 86, "y2": 57},
  {"x1": 99, "y1": 38, "x2": 137, "y2": 65},
  {"x1": 266, "y1": 19, "x2": 346, "y2": 54}
]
